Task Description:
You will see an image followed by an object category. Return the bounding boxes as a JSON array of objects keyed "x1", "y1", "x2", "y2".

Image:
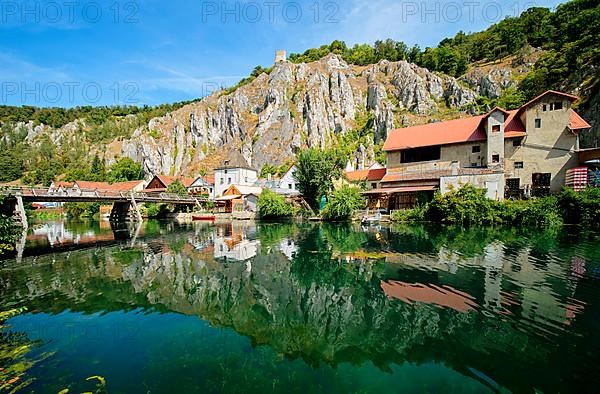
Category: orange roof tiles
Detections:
[
  {"x1": 569, "y1": 110, "x2": 592, "y2": 130},
  {"x1": 384, "y1": 115, "x2": 488, "y2": 152},
  {"x1": 345, "y1": 167, "x2": 387, "y2": 182}
]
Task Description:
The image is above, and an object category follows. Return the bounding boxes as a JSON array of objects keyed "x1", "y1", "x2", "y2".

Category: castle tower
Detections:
[{"x1": 275, "y1": 50, "x2": 287, "y2": 63}]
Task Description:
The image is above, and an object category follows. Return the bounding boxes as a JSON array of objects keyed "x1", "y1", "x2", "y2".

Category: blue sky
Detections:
[{"x1": 1, "y1": 0, "x2": 565, "y2": 107}]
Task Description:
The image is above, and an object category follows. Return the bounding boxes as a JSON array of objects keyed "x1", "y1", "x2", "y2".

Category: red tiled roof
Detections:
[
  {"x1": 74, "y1": 181, "x2": 111, "y2": 190},
  {"x1": 205, "y1": 175, "x2": 215, "y2": 185},
  {"x1": 345, "y1": 168, "x2": 387, "y2": 182},
  {"x1": 569, "y1": 110, "x2": 592, "y2": 130},
  {"x1": 74, "y1": 180, "x2": 144, "y2": 192},
  {"x1": 384, "y1": 109, "x2": 528, "y2": 152},
  {"x1": 384, "y1": 115, "x2": 487, "y2": 152},
  {"x1": 105, "y1": 181, "x2": 145, "y2": 191}
]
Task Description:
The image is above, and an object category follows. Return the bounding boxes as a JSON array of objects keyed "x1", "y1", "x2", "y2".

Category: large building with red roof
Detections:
[{"x1": 369, "y1": 90, "x2": 591, "y2": 210}]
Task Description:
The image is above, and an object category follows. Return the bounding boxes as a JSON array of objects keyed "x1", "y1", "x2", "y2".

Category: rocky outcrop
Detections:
[{"x1": 116, "y1": 55, "x2": 479, "y2": 174}]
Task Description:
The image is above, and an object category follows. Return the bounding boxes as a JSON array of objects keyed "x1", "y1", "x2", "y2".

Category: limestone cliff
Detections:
[{"x1": 116, "y1": 54, "x2": 480, "y2": 175}]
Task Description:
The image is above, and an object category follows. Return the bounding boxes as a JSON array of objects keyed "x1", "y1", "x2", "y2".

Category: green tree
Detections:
[
  {"x1": 166, "y1": 179, "x2": 189, "y2": 195},
  {"x1": 107, "y1": 158, "x2": 142, "y2": 183},
  {"x1": 258, "y1": 189, "x2": 294, "y2": 219},
  {"x1": 321, "y1": 185, "x2": 365, "y2": 221},
  {"x1": 294, "y1": 148, "x2": 344, "y2": 210},
  {"x1": 89, "y1": 155, "x2": 106, "y2": 181}
]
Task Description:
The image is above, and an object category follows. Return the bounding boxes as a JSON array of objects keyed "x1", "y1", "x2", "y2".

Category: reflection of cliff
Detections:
[{"x1": 1, "y1": 224, "x2": 598, "y2": 392}]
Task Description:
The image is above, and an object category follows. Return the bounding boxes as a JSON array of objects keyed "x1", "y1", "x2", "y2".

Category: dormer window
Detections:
[{"x1": 492, "y1": 125, "x2": 501, "y2": 132}]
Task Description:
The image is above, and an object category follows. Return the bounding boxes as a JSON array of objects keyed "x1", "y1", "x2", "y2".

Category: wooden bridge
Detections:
[{"x1": 0, "y1": 187, "x2": 208, "y2": 229}]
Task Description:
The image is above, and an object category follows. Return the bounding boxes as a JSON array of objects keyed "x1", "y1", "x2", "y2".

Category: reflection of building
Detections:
[
  {"x1": 278, "y1": 238, "x2": 298, "y2": 261},
  {"x1": 213, "y1": 223, "x2": 260, "y2": 261}
]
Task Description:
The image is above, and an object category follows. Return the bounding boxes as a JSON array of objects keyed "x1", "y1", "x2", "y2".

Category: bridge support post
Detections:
[
  {"x1": 130, "y1": 194, "x2": 143, "y2": 222},
  {"x1": 109, "y1": 195, "x2": 143, "y2": 223},
  {"x1": 110, "y1": 202, "x2": 132, "y2": 222},
  {"x1": 1, "y1": 195, "x2": 28, "y2": 229}
]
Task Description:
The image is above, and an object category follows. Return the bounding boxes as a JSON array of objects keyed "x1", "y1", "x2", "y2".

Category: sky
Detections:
[{"x1": 1, "y1": 0, "x2": 566, "y2": 107}]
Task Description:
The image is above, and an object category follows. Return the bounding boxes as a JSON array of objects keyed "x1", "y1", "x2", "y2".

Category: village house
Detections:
[
  {"x1": 189, "y1": 175, "x2": 215, "y2": 199},
  {"x1": 366, "y1": 90, "x2": 592, "y2": 211},
  {"x1": 255, "y1": 165, "x2": 300, "y2": 196},
  {"x1": 216, "y1": 184, "x2": 263, "y2": 213},
  {"x1": 214, "y1": 166, "x2": 259, "y2": 197},
  {"x1": 143, "y1": 175, "x2": 195, "y2": 194},
  {"x1": 345, "y1": 163, "x2": 386, "y2": 190}
]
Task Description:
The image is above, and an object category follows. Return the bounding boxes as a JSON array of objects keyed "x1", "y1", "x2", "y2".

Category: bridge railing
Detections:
[{"x1": 1, "y1": 187, "x2": 203, "y2": 203}]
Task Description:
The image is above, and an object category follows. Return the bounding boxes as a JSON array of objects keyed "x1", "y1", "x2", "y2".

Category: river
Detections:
[{"x1": 1, "y1": 220, "x2": 600, "y2": 392}]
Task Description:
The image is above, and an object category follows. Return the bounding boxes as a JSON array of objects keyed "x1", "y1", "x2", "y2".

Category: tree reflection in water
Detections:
[{"x1": 1, "y1": 221, "x2": 599, "y2": 392}]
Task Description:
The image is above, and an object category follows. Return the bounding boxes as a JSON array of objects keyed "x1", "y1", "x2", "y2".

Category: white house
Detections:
[
  {"x1": 214, "y1": 166, "x2": 259, "y2": 197},
  {"x1": 256, "y1": 165, "x2": 300, "y2": 196}
]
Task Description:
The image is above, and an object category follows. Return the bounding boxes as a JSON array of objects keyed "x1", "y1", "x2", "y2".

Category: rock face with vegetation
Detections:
[{"x1": 0, "y1": 0, "x2": 597, "y2": 184}]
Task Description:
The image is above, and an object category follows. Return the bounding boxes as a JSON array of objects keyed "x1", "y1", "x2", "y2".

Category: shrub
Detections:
[
  {"x1": 427, "y1": 185, "x2": 498, "y2": 225},
  {"x1": 391, "y1": 205, "x2": 427, "y2": 222},
  {"x1": 258, "y1": 189, "x2": 294, "y2": 219},
  {"x1": 558, "y1": 187, "x2": 600, "y2": 227},
  {"x1": 322, "y1": 186, "x2": 365, "y2": 221}
]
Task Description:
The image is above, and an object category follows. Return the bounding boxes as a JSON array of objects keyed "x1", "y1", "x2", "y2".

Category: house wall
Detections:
[
  {"x1": 485, "y1": 111, "x2": 505, "y2": 169},
  {"x1": 278, "y1": 166, "x2": 297, "y2": 192},
  {"x1": 146, "y1": 177, "x2": 166, "y2": 190},
  {"x1": 508, "y1": 94, "x2": 578, "y2": 192},
  {"x1": 386, "y1": 142, "x2": 487, "y2": 173},
  {"x1": 215, "y1": 168, "x2": 258, "y2": 197}
]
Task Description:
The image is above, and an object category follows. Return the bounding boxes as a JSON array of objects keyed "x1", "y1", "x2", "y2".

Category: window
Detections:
[
  {"x1": 535, "y1": 118, "x2": 542, "y2": 128},
  {"x1": 224, "y1": 170, "x2": 228, "y2": 174},
  {"x1": 220, "y1": 178, "x2": 224, "y2": 185},
  {"x1": 554, "y1": 101, "x2": 563, "y2": 110},
  {"x1": 543, "y1": 104, "x2": 547, "y2": 112},
  {"x1": 492, "y1": 154, "x2": 500, "y2": 163},
  {"x1": 513, "y1": 139, "x2": 522, "y2": 147},
  {"x1": 289, "y1": 184, "x2": 293, "y2": 189},
  {"x1": 492, "y1": 125, "x2": 501, "y2": 132},
  {"x1": 472, "y1": 145, "x2": 481, "y2": 153},
  {"x1": 401, "y1": 146, "x2": 441, "y2": 163},
  {"x1": 514, "y1": 161, "x2": 524, "y2": 169},
  {"x1": 371, "y1": 183, "x2": 377, "y2": 189},
  {"x1": 228, "y1": 177, "x2": 231, "y2": 184},
  {"x1": 471, "y1": 163, "x2": 478, "y2": 167}
]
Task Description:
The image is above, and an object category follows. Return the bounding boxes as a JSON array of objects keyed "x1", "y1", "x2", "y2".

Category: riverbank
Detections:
[{"x1": 388, "y1": 185, "x2": 600, "y2": 228}]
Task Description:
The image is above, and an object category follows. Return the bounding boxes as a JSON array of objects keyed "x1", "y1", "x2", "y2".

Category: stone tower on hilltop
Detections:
[{"x1": 275, "y1": 50, "x2": 287, "y2": 63}]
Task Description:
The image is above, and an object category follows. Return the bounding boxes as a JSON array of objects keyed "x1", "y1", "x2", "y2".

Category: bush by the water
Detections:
[
  {"x1": 393, "y1": 184, "x2": 570, "y2": 228},
  {"x1": 322, "y1": 186, "x2": 365, "y2": 221},
  {"x1": 258, "y1": 189, "x2": 295, "y2": 219},
  {"x1": 558, "y1": 187, "x2": 600, "y2": 227}
]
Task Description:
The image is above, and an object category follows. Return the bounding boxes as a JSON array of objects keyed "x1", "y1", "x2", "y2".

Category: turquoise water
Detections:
[{"x1": 2, "y1": 221, "x2": 600, "y2": 392}]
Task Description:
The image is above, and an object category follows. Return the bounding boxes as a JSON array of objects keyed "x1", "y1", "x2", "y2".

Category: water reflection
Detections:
[{"x1": 1, "y1": 222, "x2": 600, "y2": 392}]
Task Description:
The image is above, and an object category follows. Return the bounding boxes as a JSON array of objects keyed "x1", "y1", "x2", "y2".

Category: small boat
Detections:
[{"x1": 192, "y1": 214, "x2": 216, "y2": 221}]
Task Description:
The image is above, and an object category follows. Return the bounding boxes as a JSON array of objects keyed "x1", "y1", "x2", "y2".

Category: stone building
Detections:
[{"x1": 365, "y1": 90, "x2": 592, "y2": 210}]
